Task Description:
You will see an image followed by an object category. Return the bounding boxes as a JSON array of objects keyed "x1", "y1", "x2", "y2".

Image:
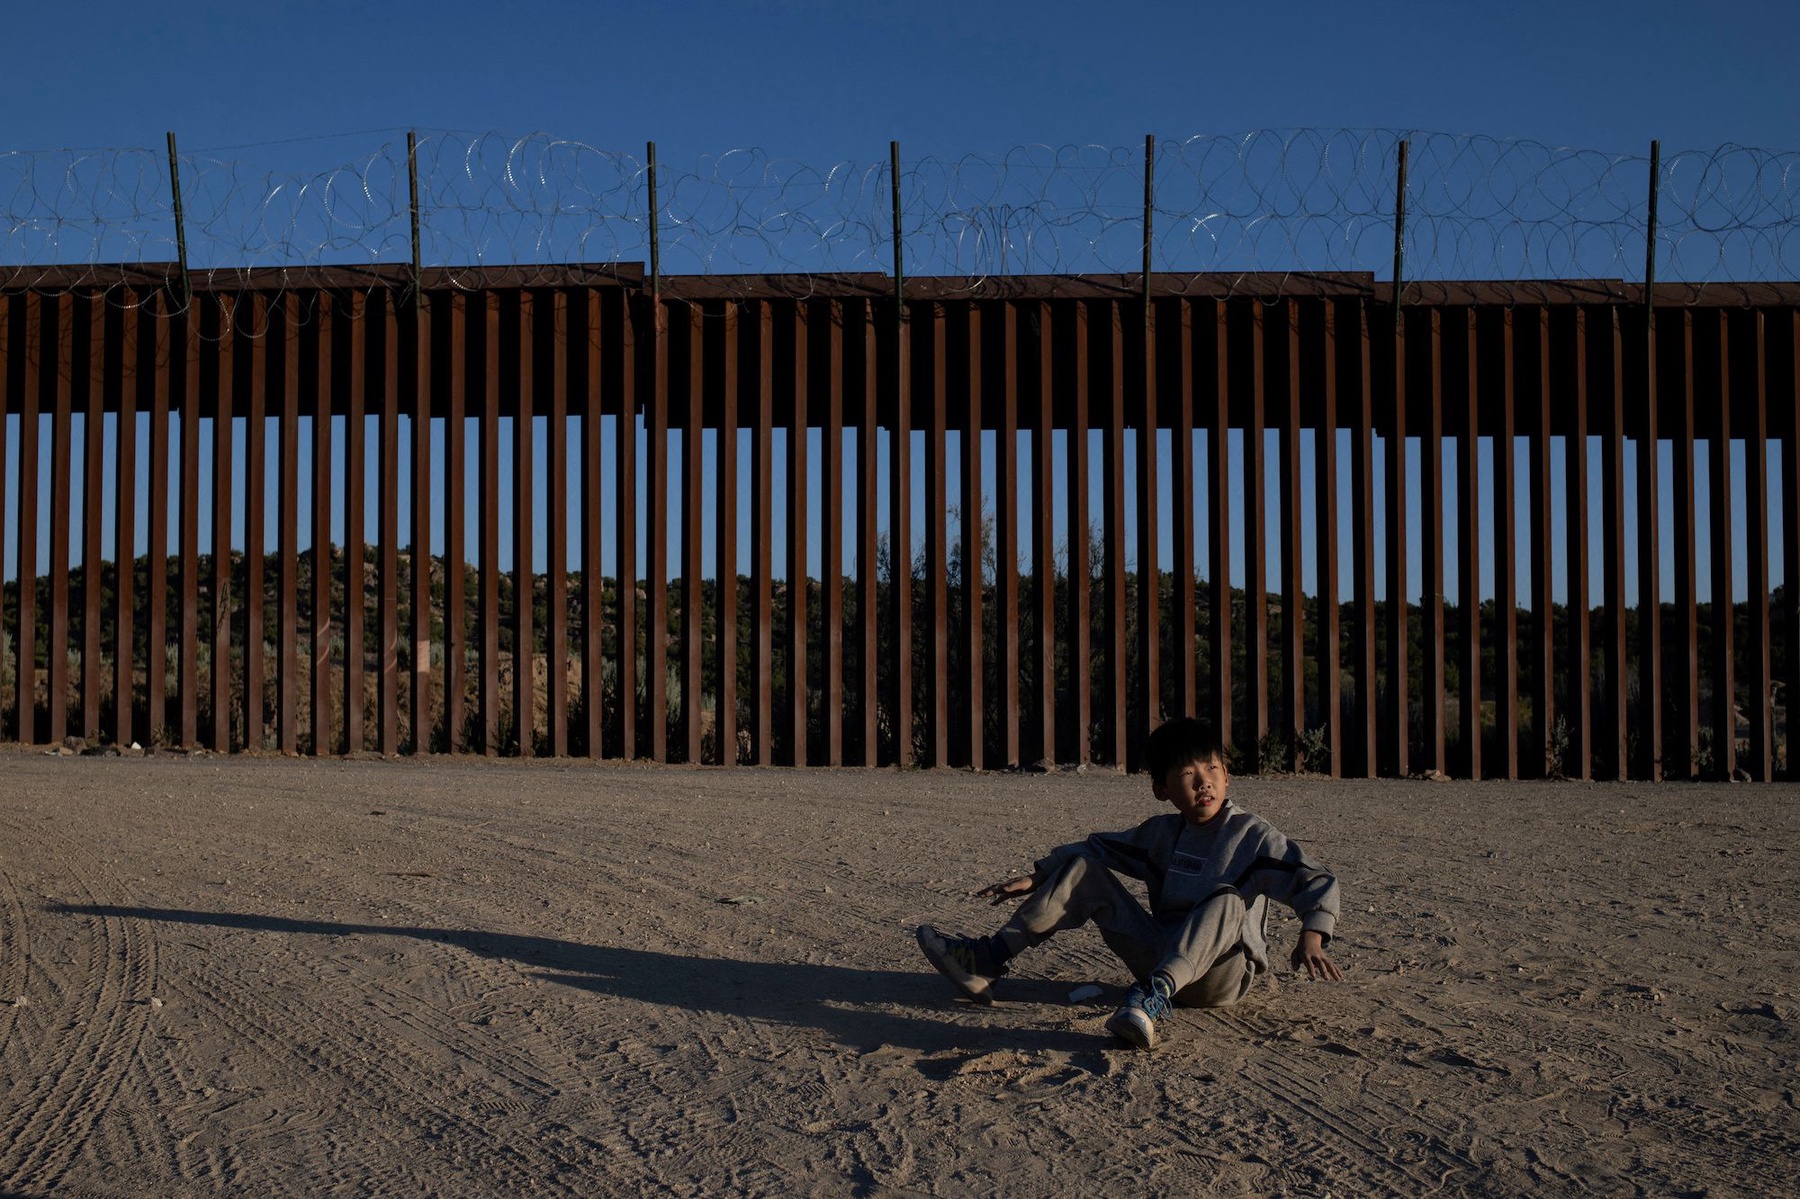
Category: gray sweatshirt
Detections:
[{"x1": 1034, "y1": 801, "x2": 1340, "y2": 972}]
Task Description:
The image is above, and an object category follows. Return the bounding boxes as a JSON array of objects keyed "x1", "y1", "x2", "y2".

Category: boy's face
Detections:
[{"x1": 1153, "y1": 753, "x2": 1230, "y2": 828}]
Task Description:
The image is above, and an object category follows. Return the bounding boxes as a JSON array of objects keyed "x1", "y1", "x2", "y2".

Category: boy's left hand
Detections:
[
  {"x1": 1291, "y1": 930, "x2": 1344, "y2": 981},
  {"x1": 975, "y1": 873, "x2": 1039, "y2": 905}
]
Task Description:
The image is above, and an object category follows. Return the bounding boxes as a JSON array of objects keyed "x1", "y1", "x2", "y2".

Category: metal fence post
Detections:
[
  {"x1": 891, "y1": 142, "x2": 904, "y2": 320},
  {"x1": 166, "y1": 132, "x2": 191, "y2": 305},
  {"x1": 1136, "y1": 132, "x2": 1158, "y2": 766},
  {"x1": 1392, "y1": 139, "x2": 1409, "y2": 317},
  {"x1": 1638, "y1": 138, "x2": 1664, "y2": 779},
  {"x1": 408, "y1": 130, "x2": 422, "y2": 300},
  {"x1": 889, "y1": 139, "x2": 913, "y2": 766},
  {"x1": 1386, "y1": 136, "x2": 1412, "y2": 777},
  {"x1": 647, "y1": 141, "x2": 661, "y2": 302},
  {"x1": 1142, "y1": 134, "x2": 1155, "y2": 307},
  {"x1": 1644, "y1": 140, "x2": 1661, "y2": 317}
]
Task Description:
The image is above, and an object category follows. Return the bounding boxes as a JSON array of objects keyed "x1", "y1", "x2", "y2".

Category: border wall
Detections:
[{"x1": 1, "y1": 270, "x2": 1794, "y2": 777}]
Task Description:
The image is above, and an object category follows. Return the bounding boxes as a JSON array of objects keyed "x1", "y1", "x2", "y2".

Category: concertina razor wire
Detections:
[{"x1": 1, "y1": 128, "x2": 1796, "y2": 316}]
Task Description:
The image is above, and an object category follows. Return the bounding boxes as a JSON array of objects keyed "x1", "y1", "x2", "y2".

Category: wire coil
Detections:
[{"x1": 1, "y1": 129, "x2": 1793, "y2": 308}]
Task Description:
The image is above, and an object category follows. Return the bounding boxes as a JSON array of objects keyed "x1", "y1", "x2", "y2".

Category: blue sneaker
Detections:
[
  {"x1": 1105, "y1": 978, "x2": 1174, "y2": 1048},
  {"x1": 916, "y1": 925, "x2": 1004, "y2": 1005}
]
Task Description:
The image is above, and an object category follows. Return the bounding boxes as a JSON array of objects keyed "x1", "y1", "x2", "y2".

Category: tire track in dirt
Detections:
[
  {"x1": 826, "y1": 1099, "x2": 921, "y2": 1195},
  {"x1": 254, "y1": 843, "x2": 798, "y2": 1190},
  {"x1": 0, "y1": 845, "x2": 32, "y2": 1055},
  {"x1": 1434, "y1": 981, "x2": 1794, "y2": 1195},
  {"x1": 606, "y1": 1032, "x2": 743, "y2": 1164},
  {"x1": 1212, "y1": 1006, "x2": 1480, "y2": 1195},
  {"x1": 176, "y1": 966, "x2": 503, "y2": 1191},
  {"x1": 361, "y1": 972, "x2": 566, "y2": 1105},
  {"x1": 123, "y1": 1006, "x2": 234, "y2": 1191},
  {"x1": 582, "y1": 1026, "x2": 862, "y2": 1193},
  {"x1": 169, "y1": 934, "x2": 602, "y2": 1193},
  {"x1": 70, "y1": 1018, "x2": 224, "y2": 1198},
  {"x1": 357, "y1": 930, "x2": 655, "y2": 1154},
  {"x1": 1606, "y1": 1074, "x2": 1795, "y2": 1196},
  {"x1": 0, "y1": 811, "x2": 158, "y2": 1195},
  {"x1": 712, "y1": 1033, "x2": 865, "y2": 1187}
]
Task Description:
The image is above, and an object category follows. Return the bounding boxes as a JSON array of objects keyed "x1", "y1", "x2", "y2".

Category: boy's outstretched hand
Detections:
[
  {"x1": 975, "y1": 873, "x2": 1040, "y2": 905},
  {"x1": 1291, "y1": 930, "x2": 1344, "y2": 981}
]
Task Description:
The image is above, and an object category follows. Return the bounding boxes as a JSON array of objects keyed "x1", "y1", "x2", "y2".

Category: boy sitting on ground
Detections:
[{"x1": 916, "y1": 716, "x2": 1343, "y2": 1048}]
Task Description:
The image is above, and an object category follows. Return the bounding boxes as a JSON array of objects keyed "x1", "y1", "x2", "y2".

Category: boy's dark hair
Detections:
[{"x1": 1144, "y1": 717, "x2": 1227, "y2": 784}]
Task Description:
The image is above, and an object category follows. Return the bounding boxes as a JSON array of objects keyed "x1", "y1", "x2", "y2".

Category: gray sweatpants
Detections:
[{"x1": 998, "y1": 852, "x2": 1256, "y2": 1008}]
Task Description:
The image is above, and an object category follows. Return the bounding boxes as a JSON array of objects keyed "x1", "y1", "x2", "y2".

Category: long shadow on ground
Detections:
[{"x1": 54, "y1": 905, "x2": 1119, "y2": 1070}]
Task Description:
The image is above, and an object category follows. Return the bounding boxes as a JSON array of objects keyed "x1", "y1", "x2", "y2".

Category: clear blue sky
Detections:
[
  {"x1": 3, "y1": 2, "x2": 1795, "y2": 604},
  {"x1": 8, "y1": 2, "x2": 1795, "y2": 160}
]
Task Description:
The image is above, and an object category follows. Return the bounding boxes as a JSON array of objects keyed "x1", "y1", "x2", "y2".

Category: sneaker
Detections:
[
  {"x1": 1105, "y1": 979, "x2": 1174, "y2": 1049},
  {"x1": 916, "y1": 924, "x2": 1003, "y2": 1005}
]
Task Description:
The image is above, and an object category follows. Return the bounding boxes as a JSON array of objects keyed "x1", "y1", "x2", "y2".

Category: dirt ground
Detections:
[{"x1": 0, "y1": 751, "x2": 1794, "y2": 1198}]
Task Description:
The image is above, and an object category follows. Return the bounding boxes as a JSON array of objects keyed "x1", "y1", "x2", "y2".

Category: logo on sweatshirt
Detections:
[{"x1": 1169, "y1": 851, "x2": 1209, "y2": 878}]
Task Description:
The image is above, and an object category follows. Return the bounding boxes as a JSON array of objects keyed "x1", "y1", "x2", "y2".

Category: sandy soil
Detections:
[{"x1": 0, "y1": 751, "x2": 1794, "y2": 1198}]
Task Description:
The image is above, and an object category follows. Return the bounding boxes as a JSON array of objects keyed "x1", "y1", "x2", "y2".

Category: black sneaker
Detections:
[
  {"x1": 1105, "y1": 978, "x2": 1174, "y2": 1049},
  {"x1": 915, "y1": 924, "x2": 1004, "y2": 1005}
]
